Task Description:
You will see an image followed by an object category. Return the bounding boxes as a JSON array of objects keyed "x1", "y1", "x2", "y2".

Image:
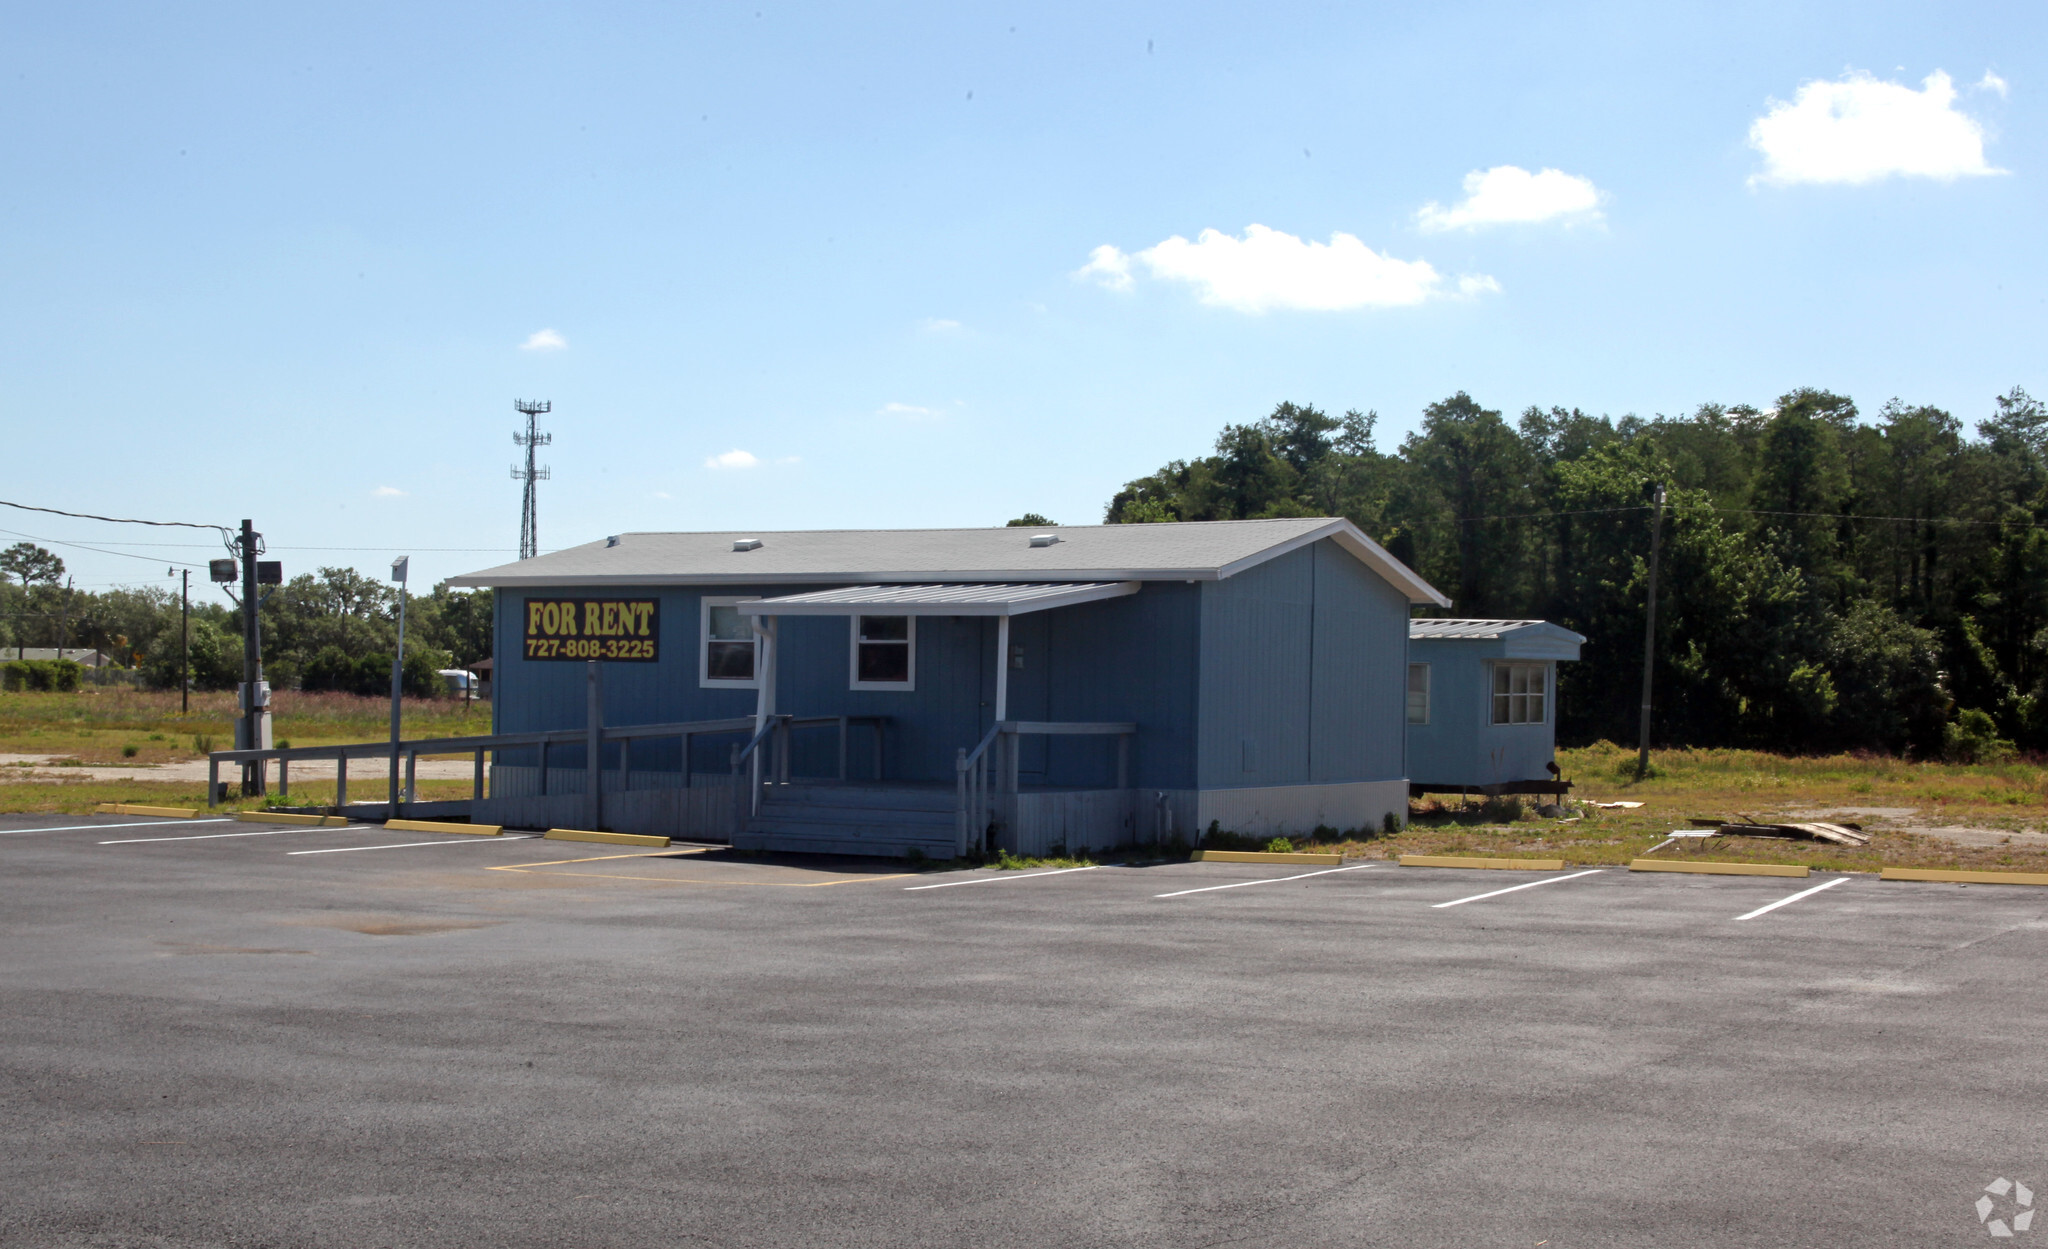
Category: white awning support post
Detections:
[
  {"x1": 749, "y1": 615, "x2": 777, "y2": 813},
  {"x1": 994, "y1": 614, "x2": 1010, "y2": 724},
  {"x1": 994, "y1": 613, "x2": 1012, "y2": 804}
]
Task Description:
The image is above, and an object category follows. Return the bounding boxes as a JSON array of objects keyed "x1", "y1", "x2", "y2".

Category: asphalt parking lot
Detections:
[{"x1": 3, "y1": 813, "x2": 2044, "y2": 1248}]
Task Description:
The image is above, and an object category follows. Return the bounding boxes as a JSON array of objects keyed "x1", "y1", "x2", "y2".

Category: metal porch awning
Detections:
[{"x1": 734, "y1": 582, "x2": 1140, "y2": 617}]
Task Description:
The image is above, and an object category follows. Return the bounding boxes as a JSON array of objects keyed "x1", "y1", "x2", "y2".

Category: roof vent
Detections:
[
  {"x1": 606, "y1": 535, "x2": 621, "y2": 548},
  {"x1": 1028, "y1": 533, "x2": 1061, "y2": 548},
  {"x1": 732, "y1": 538, "x2": 763, "y2": 552}
]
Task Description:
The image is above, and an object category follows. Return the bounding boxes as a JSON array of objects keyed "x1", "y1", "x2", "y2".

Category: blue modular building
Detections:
[
  {"x1": 446, "y1": 518, "x2": 1449, "y2": 858},
  {"x1": 1403, "y1": 618, "x2": 1586, "y2": 796}
]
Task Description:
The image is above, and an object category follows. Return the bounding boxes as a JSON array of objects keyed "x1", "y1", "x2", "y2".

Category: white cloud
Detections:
[
  {"x1": 1457, "y1": 274, "x2": 1503, "y2": 297},
  {"x1": 519, "y1": 328, "x2": 568, "y2": 352},
  {"x1": 920, "y1": 317, "x2": 964, "y2": 333},
  {"x1": 1073, "y1": 244, "x2": 1134, "y2": 292},
  {"x1": 1078, "y1": 224, "x2": 1487, "y2": 313},
  {"x1": 373, "y1": 486, "x2": 405, "y2": 497},
  {"x1": 1747, "y1": 70, "x2": 2005, "y2": 187},
  {"x1": 1415, "y1": 166, "x2": 1604, "y2": 231},
  {"x1": 879, "y1": 402, "x2": 944, "y2": 420},
  {"x1": 652, "y1": 490, "x2": 672, "y2": 500},
  {"x1": 1977, "y1": 71, "x2": 2009, "y2": 98},
  {"x1": 704, "y1": 448, "x2": 761, "y2": 470}
]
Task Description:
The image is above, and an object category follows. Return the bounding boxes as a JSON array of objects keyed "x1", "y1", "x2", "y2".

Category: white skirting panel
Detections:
[
  {"x1": 1004, "y1": 789, "x2": 1139, "y2": 857},
  {"x1": 1195, "y1": 780, "x2": 1407, "y2": 837},
  {"x1": 992, "y1": 782, "x2": 1404, "y2": 855}
]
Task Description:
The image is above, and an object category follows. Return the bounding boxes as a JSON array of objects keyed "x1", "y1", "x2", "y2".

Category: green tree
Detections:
[
  {"x1": 1748, "y1": 390, "x2": 1854, "y2": 592},
  {"x1": 412, "y1": 584, "x2": 494, "y2": 669},
  {"x1": 259, "y1": 567, "x2": 398, "y2": 675},
  {"x1": 143, "y1": 616, "x2": 240, "y2": 691},
  {"x1": 1093, "y1": 385, "x2": 2034, "y2": 756},
  {"x1": 0, "y1": 543, "x2": 64, "y2": 595},
  {"x1": 1395, "y1": 393, "x2": 1534, "y2": 615}
]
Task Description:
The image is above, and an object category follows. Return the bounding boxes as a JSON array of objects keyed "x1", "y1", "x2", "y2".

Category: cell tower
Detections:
[{"x1": 512, "y1": 399, "x2": 553, "y2": 560}]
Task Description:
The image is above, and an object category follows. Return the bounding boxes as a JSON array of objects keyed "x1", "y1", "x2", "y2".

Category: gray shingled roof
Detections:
[{"x1": 447, "y1": 518, "x2": 1449, "y2": 604}]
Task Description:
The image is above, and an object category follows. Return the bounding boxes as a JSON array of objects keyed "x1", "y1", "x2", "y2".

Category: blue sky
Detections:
[{"x1": 2, "y1": 1, "x2": 2039, "y2": 601}]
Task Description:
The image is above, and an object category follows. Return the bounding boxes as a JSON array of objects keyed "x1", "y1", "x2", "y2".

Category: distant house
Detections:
[
  {"x1": 7, "y1": 647, "x2": 117, "y2": 668},
  {"x1": 447, "y1": 519, "x2": 1450, "y2": 856},
  {"x1": 1405, "y1": 619, "x2": 1585, "y2": 796},
  {"x1": 466, "y1": 658, "x2": 493, "y2": 700}
]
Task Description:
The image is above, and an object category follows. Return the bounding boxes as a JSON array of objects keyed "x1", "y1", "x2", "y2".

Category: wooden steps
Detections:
[{"x1": 735, "y1": 783, "x2": 958, "y2": 859}]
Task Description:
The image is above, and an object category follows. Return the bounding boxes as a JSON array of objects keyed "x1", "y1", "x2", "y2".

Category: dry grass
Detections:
[
  {"x1": 11, "y1": 693, "x2": 2048, "y2": 872},
  {"x1": 1293, "y1": 740, "x2": 2048, "y2": 873},
  {"x1": 0, "y1": 689, "x2": 492, "y2": 763},
  {"x1": 0, "y1": 689, "x2": 492, "y2": 814}
]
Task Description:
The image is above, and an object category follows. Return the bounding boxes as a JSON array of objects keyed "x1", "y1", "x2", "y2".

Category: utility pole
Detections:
[
  {"x1": 237, "y1": 520, "x2": 269, "y2": 796},
  {"x1": 168, "y1": 567, "x2": 190, "y2": 714},
  {"x1": 1636, "y1": 484, "x2": 1667, "y2": 780},
  {"x1": 512, "y1": 400, "x2": 553, "y2": 561},
  {"x1": 389, "y1": 556, "x2": 409, "y2": 814}
]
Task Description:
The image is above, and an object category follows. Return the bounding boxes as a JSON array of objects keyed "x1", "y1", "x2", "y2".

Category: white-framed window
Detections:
[
  {"x1": 699, "y1": 597, "x2": 760, "y2": 688},
  {"x1": 1407, "y1": 663, "x2": 1431, "y2": 725},
  {"x1": 849, "y1": 614, "x2": 915, "y2": 691},
  {"x1": 1491, "y1": 662, "x2": 1547, "y2": 725}
]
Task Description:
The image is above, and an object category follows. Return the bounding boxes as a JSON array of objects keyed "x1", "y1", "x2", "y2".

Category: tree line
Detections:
[
  {"x1": 1103, "y1": 388, "x2": 2048, "y2": 757},
  {"x1": 0, "y1": 549, "x2": 492, "y2": 698}
]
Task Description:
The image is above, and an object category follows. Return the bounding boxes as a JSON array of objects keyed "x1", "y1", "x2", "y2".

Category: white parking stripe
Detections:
[
  {"x1": 1432, "y1": 868, "x2": 1604, "y2": 909},
  {"x1": 906, "y1": 865, "x2": 1101, "y2": 890},
  {"x1": 1, "y1": 818, "x2": 235, "y2": 836},
  {"x1": 1155, "y1": 864, "x2": 1378, "y2": 898},
  {"x1": 287, "y1": 834, "x2": 540, "y2": 855},
  {"x1": 1733, "y1": 875, "x2": 1851, "y2": 921},
  {"x1": 99, "y1": 827, "x2": 363, "y2": 844}
]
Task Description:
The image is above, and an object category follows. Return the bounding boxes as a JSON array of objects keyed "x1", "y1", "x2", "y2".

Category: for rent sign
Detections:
[{"x1": 523, "y1": 598, "x2": 660, "y2": 661}]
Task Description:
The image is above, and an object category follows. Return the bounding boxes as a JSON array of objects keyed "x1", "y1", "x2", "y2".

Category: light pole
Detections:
[
  {"x1": 167, "y1": 567, "x2": 189, "y2": 714},
  {"x1": 389, "y1": 556, "x2": 409, "y2": 814},
  {"x1": 1636, "y1": 485, "x2": 1667, "y2": 780}
]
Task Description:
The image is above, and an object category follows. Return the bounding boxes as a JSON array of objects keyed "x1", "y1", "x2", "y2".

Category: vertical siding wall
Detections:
[
  {"x1": 772, "y1": 609, "x2": 985, "y2": 782},
  {"x1": 491, "y1": 584, "x2": 775, "y2": 774},
  {"x1": 1015, "y1": 581, "x2": 1200, "y2": 791},
  {"x1": 1308, "y1": 539, "x2": 1410, "y2": 783},
  {"x1": 490, "y1": 579, "x2": 1203, "y2": 789},
  {"x1": 1405, "y1": 640, "x2": 1558, "y2": 786},
  {"x1": 1197, "y1": 538, "x2": 1409, "y2": 790}
]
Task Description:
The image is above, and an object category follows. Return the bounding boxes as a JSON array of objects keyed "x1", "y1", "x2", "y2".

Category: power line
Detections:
[
  {"x1": 1715, "y1": 507, "x2": 2048, "y2": 529},
  {"x1": 1407, "y1": 503, "x2": 2048, "y2": 531},
  {"x1": 0, "y1": 526, "x2": 208, "y2": 569},
  {"x1": 245, "y1": 544, "x2": 524, "y2": 552},
  {"x1": 0, "y1": 537, "x2": 522, "y2": 552},
  {"x1": 1409, "y1": 505, "x2": 1650, "y2": 527},
  {"x1": 0, "y1": 498, "x2": 228, "y2": 534}
]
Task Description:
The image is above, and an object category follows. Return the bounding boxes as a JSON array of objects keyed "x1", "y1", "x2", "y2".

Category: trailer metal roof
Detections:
[
  {"x1": 1409, "y1": 618, "x2": 1586, "y2": 658},
  {"x1": 734, "y1": 582, "x2": 1140, "y2": 617},
  {"x1": 447, "y1": 518, "x2": 1450, "y2": 604},
  {"x1": 1410, "y1": 619, "x2": 1561, "y2": 640}
]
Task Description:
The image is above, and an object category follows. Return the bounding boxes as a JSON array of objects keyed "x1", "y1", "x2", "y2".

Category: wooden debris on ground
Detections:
[{"x1": 1681, "y1": 814, "x2": 1872, "y2": 846}]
